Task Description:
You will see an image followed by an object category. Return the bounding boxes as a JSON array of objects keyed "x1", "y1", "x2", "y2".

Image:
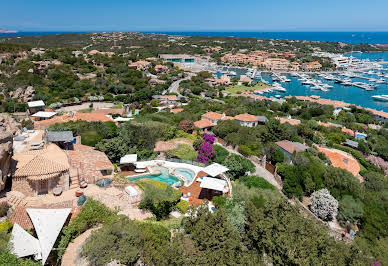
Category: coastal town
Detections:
[{"x1": 0, "y1": 30, "x2": 387, "y2": 265}]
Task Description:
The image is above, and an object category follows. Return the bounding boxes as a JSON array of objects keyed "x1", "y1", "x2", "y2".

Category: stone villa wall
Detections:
[{"x1": 11, "y1": 172, "x2": 70, "y2": 197}]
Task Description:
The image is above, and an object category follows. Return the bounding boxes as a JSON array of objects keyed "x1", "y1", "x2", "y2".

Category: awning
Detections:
[
  {"x1": 120, "y1": 154, "x2": 137, "y2": 164},
  {"x1": 28, "y1": 100, "x2": 45, "y2": 108},
  {"x1": 27, "y1": 208, "x2": 71, "y2": 265},
  {"x1": 114, "y1": 117, "x2": 134, "y2": 122},
  {"x1": 31, "y1": 111, "x2": 57, "y2": 118},
  {"x1": 200, "y1": 177, "x2": 228, "y2": 193},
  {"x1": 203, "y1": 163, "x2": 229, "y2": 177},
  {"x1": 9, "y1": 223, "x2": 41, "y2": 258}
]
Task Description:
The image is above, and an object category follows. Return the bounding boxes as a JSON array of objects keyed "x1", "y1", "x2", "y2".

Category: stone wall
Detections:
[
  {"x1": 0, "y1": 132, "x2": 13, "y2": 191},
  {"x1": 0, "y1": 113, "x2": 19, "y2": 191}
]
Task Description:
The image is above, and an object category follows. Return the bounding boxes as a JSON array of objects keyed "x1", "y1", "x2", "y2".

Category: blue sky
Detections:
[{"x1": 2, "y1": 0, "x2": 388, "y2": 31}]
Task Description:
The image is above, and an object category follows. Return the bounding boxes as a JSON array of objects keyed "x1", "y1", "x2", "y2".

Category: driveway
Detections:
[{"x1": 163, "y1": 73, "x2": 195, "y2": 96}]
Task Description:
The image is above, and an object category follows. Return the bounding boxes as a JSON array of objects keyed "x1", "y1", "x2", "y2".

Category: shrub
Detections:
[
  {"x1": 310, "y1": 189, "x2": 338, "y2": 221},
  {"x1": 212, "y1": 145, "x2": 229, "y2": 164},
  {"x1": 223, "y1": 154, "x2": 255, "y2": 179},
  {"x1": 175, "y1": 200, "x2": 189, "y2": 214},
  {"x1": 337, "y1": 195, "x2": 364, "y2": 226},
  {"x1": 138, "y1": 180, "x2": 181, "y2": 220},
  {"x1": 56, "y1": 199, "x2": 116, "y2": 261},
  {"x1": 0, "y1": 220, "x2": 12, "y2": 232},
  {"x1": 239, "y1": 175, "x2": 275, "y2": 190},
  {"x1": 82, "y1": 216, "x2": 142, "y2": 265},
  {"x1": 166, "y1": 144, "x2": 197, "y2": 161},
  {"x1": 212, "y1": 195, "x2": 227, "y2": 208},
  {"x1": 363, "y1": 171, "x2": 388, "y2": 192},
  {"x1": 197, "y1": 141, "x2": 215, "y2": 164}
]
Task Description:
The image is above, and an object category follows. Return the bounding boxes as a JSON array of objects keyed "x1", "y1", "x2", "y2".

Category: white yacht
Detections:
[{"x1": 372, "y1": 95, "x2": 388, "y2": 101}]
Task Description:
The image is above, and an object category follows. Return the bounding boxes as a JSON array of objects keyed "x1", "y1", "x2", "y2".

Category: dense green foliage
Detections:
[
  {"x1": 137, "y1": 179, "x2": 182, "y2": 220},
  {"x1": 56, "y1": 199, "x2": 116, "y2": 261}
]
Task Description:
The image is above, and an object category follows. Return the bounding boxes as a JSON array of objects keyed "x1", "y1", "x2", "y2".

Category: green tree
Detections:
[{"x1": 337, "y1": 195, "x2": 364, "y2": 225}]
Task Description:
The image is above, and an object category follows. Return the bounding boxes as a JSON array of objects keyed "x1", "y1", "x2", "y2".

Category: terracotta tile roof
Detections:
[
  {"x1": 160, "y1": 95, "x2": 177, "y2": 101},
  {"x1": 234, "y1": 113, "x2": 258, "y2": 122},
  {"x1": 34, "y1": 112, "x2": 113, "y2": 129},
  {"x1": 65, "y1": 144, "x2": 113, "y2": 183},
  {"x1": 194, "y1": 119, "x2": 214, "y2": 129},
  {"x1": 275, "y1": 117, "x2": 301, "y2": 126},
  {"x1": 74, "y1": 112, "x2": 113, "y2": 122},
  {"x1": 342, "y1": 128, "x2": 355, "y2": 137},
  {"x1": 276, "y1": 140, "x2": 308, "y2": 154},
  {"x1": 202, "y1": 112, "x2": 223, "y2": 121},
  {"x1": 170, "y1": 108, "x2": 184, "y2": 114},
  {"x1": 13, "y1": 144, "x2": 69, "y2": 179},
  {"x1": 221, "y1": 116, "x2": 234, "y2": 120},
  {"x1": 317, "y1": 146, "x2": 360, "y2": 177}
]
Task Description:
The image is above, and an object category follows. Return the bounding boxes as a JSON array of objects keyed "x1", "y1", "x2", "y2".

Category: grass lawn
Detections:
[{"x1": 226, "y1": 82, "x2": 269, "y2": 94}]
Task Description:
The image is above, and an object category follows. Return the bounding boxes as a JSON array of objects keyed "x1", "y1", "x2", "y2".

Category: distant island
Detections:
[{"x1": 0, "y1": 28, "x2": 18, "y2": 33}]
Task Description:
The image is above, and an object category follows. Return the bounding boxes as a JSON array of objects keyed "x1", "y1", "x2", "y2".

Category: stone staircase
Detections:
[{"x1": 69, "y1": 167, "x2": 80, "y2": 190}]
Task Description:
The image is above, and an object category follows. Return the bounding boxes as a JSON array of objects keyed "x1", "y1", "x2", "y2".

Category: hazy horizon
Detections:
[{"x1": 2, "y1": 0, "x2": 388, "y2": 32}]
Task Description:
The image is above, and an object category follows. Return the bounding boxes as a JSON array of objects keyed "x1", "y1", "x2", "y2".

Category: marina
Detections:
[{"x1": 216, "y1": 52, "x2": 388, "y2": 111}]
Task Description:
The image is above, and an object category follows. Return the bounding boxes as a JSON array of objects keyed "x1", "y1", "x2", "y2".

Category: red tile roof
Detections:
[
  {"x1": 171, "y1": 108, "x2": 184, "y2": 114},
  {"x1": 234, "y1": 113, "x2": 258, "y2": 122},
  {"x1": 202, "y1": 112, "x2": 223, "y2": 121},
  {"x1": 194, "y1": 119, "x2": 214, "y2": 129},
  {"x1": 342, "y1": 128, "x2": 355, "y2": 137},
  {"x1": 317, "y1": 146, "x2": 360, "y2": 177}
]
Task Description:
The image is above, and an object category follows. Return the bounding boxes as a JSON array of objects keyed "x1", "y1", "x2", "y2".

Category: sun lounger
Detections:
[{"x1": 134, "y1": 169, "x2": 147, "y2": 173}]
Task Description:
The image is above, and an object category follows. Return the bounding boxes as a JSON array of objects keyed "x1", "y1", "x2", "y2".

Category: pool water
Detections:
[
  {"x1": 174, "y1": 168, "x2": 195, "y2": 183},
  {"x1": 128, "y1": 166, "x2": 179, "y2": 185}
]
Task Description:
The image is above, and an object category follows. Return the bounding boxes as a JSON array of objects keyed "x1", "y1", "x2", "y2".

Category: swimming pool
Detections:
[
  {"x1": 128, "y1": 173, "x2": 179, "y2": 185},
  {"x1": 174, "y1": 168, "x2": 196, "y2": 183},
  {"x1": 128, "y1": 166, "x2": 179, "y2": 185}
]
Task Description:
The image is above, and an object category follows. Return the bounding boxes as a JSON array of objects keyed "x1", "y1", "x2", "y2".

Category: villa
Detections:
[
  {"x1": 303, "y1": 61, "x2": 322, "y2": 71},
  {"x1": 234, "y1": 113, "x2": 259, "y2": 127},
  {"x1": 128, "y1": 60, "x2": 150, "y2": 70},
  {"x1": 12, "y1": 144, "x2": 70, "y2": 196},
  {"x1": 276, "y1": 140, "x2": 308, "y2": 157},
  {"x1": 276, "y1": 116, "x2": 301, "y2": 126},
  {"x1": 201, "y1": 111, "x2": 224, "y2": 125},
  {"x1": 317, "y1": 146, "x2": 361, "y2": 179},
  {"x1": 194, "y1": 119, "x2": 214, "y2": 132}
]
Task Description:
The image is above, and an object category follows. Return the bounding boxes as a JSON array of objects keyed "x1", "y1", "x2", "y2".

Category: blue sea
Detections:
[
  {"x1": 1, "y1": 31, "x2": 388, "y2": 44},
  {"x1": 150, "y1": 32, "x2": 388, "y2": 44}
]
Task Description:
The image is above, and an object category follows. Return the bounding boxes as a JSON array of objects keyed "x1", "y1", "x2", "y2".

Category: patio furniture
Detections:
[
  {"x1": 53, "y1": 187, "x2": 62, "y2": 196},
  {"x1": 134, "y1": 168, "x2": 147, "y2": 173},
  {"x1": 96, "y1": 178, "x2": 112, "y2": 188},
  {"x1": 80, "y1": 181, "x2": 88, "y2": 188},
  {"x1": 75, "y1": 189, "x2": 84, "y2": 197}
]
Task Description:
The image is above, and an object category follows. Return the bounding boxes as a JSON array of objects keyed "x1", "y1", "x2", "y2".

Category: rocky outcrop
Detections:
[
  {"x1": 0, "y1": 114, "x2": 19, "y2": 191},
  {"x1": 0, "y1": 113, "x2": 20, "y2": 135},
  {"x1": 9, "y1": 86, "x2": 35, "y2": 102},
  {"x1": 0, "y1": 132, "x2": 13, "y2": 191}
]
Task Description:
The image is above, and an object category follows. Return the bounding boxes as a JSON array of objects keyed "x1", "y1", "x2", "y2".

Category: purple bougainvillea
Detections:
[
  {"x1": 197, "y1": 141, "x2": 215, "y2": 164},
  {"x1": 196, "y1": 134, "x2": 216, "y2": 164},
  {"x1": 203, "y1": 133, "x2": 215, "y2": 144}
]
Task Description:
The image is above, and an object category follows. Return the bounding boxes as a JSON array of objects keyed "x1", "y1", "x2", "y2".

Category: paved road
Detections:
[
  {"x1": 163, "y1": 73, "x2": 195, "y2": 96},
  {"x1": 221, "y1": 145, "x2": 281, "y2": 189}
]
